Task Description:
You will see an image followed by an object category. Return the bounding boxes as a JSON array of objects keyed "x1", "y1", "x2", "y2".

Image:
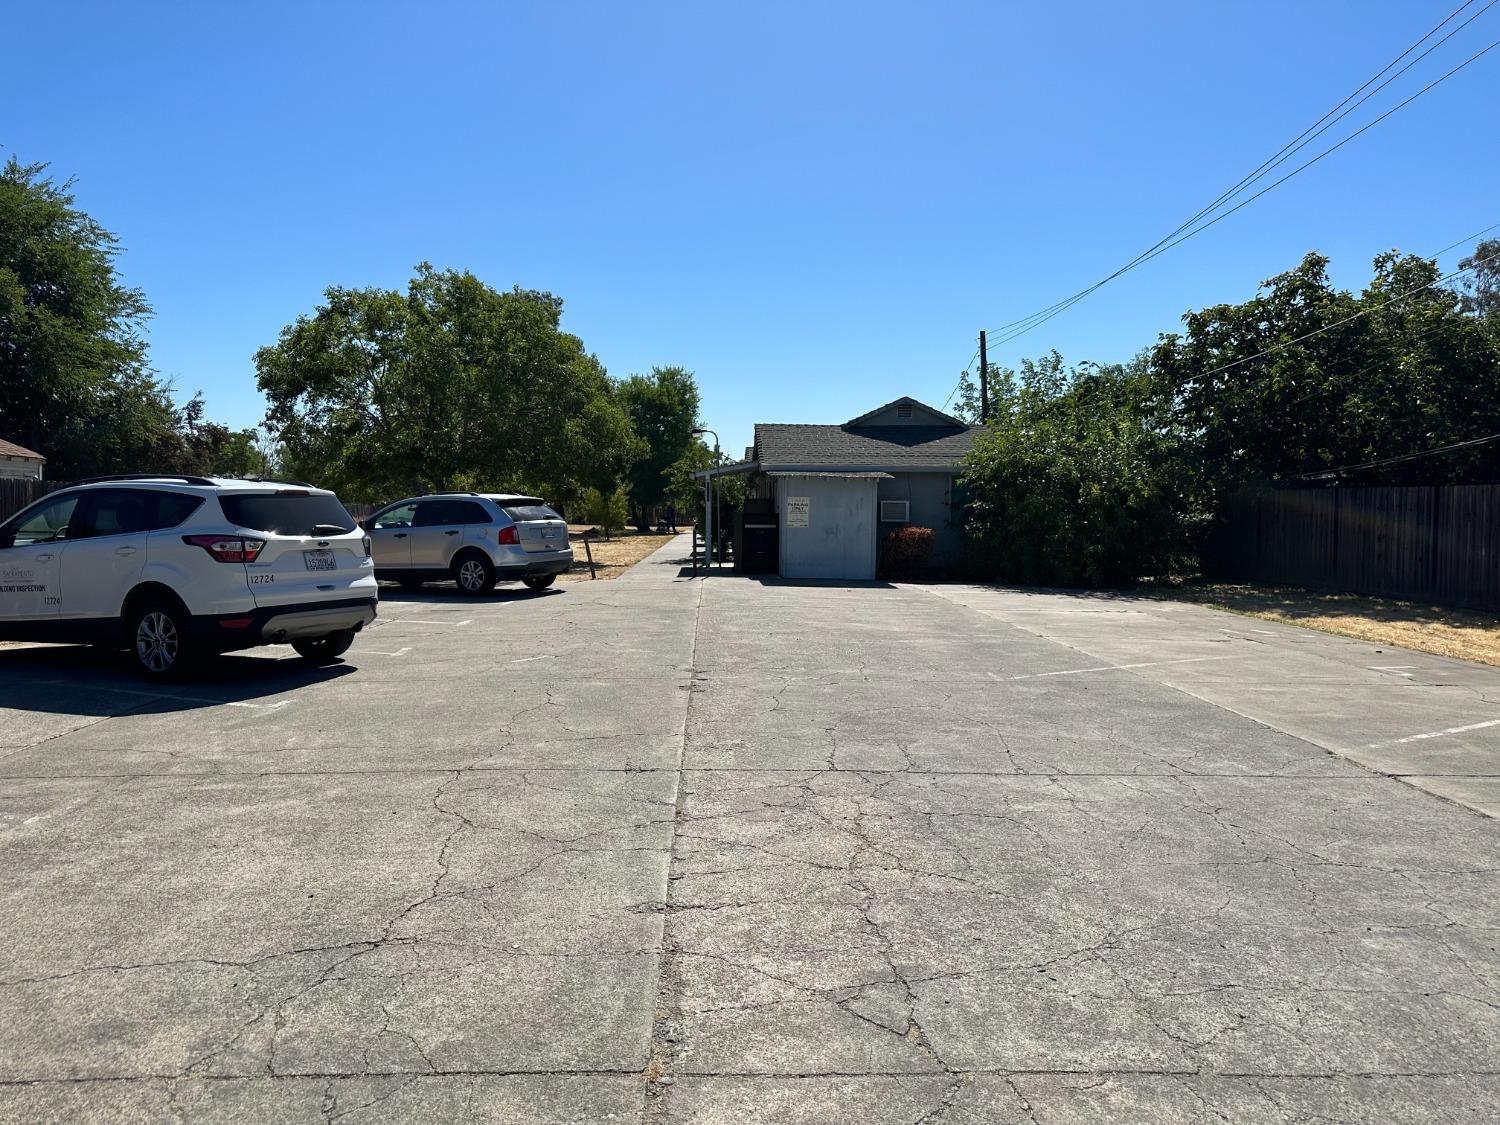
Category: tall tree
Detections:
[
  {"x1": 0, "y1": 156, "x2": 182, "y2": 477},
  {"x1": 255, "y1": 264, "x2": 639, "y2": 502},
  {"x1": 177, "y1": 394, "x2": 271, "y2": 478},
  {"x1": 618, "y1": 366, "x2": 701, "y2": 528},
  {"x1": 1456, "y1": 237, "x2": 1500, "y2": 319},
  {"x1": 1150, "y1": 250, "x2": 1500, "y2": 498}
]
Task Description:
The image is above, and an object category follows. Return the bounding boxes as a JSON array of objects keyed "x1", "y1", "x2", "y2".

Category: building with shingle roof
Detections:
[
  {"x1": 699, "y1": 397, "x2": 987, "y2": 579},
  {"x1": 0, "y1": 439, "x2": 45, "y2": 480}
]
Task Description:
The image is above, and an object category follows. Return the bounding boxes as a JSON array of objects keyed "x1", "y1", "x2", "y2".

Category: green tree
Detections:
[
  {"x1": 666, "y1": 440, "x2": 745, "y2": 528},
  {"x1": 0, "y1": 156, "x2": 183, "y2": 477},
  {"x1": 959, "y1": 354, "x2": 1187, "y2": 586},
  {"x1": 255, "y1": 264, "x2": 638, "y2": 502},
  {"x1": 177, "y1": 394, "x2": 271, "y2": 478},
  {"x1": 1456, "y1": 237, "x2": 1500, "y2": 319},
  {"x1": 1149, "y1": 250, "x2": 1500, "y2": 499},
  {"x1": 618, "y1": 366, "x2": 701, "y2": 529}
]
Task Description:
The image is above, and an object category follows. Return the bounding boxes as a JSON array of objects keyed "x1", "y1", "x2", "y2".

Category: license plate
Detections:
[
  {"x1": 542, "y1": 527, "x2": 561, "y2": 539},
  {"x1": 303, "y1": 549, "x2": 336, "y2": 571}
]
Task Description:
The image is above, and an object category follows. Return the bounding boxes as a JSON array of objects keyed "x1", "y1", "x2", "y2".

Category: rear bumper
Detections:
[
  {"x1": 196, "y1": 597, "x2": 378, "y2": 650},
  {"x1": 497, "y1": 557, "x2": 572, "y2": 579}
]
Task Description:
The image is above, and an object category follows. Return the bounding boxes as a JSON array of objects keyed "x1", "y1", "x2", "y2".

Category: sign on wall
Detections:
[{"x1": 785, "y1": 496, "x2": 810, "y2": 527}]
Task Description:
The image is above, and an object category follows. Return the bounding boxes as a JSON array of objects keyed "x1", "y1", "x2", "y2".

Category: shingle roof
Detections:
[
  {"x1": 0, "y1": 439, "x2": 44, "y2": 461},
  {"x1": 754, "y1": 423, "x2": 985, "y2": 471}
]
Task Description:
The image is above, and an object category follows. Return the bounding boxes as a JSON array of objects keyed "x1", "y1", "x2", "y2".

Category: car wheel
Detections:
[
  {"x1": 129, "y1": 600, "x2": 191, "y2": 680},
  {"x1": 522, "y1": 573, "x2": 556, "y2": 591},
  {"x1": 292, "y1": 628, "x2": 356, "y2": 663},
  {"x1": 453, "y1": 553, "x2": 495, "y2": 595}
]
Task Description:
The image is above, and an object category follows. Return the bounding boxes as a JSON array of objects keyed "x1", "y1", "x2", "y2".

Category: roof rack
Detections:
[
  {"x1": 242, "y1": 476, "x2": 317, "y2": 488},
  {"x1": 71, "y1": 473, "x2": 218, "y2": 487}
]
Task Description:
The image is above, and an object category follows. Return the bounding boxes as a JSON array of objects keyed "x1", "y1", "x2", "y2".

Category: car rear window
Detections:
[
  {"x1": 219, "y1": 493, "x2": 356, "y2": 535},
  {"x1": 501, "y1": 504, "x2": 562, "y2": 522}
]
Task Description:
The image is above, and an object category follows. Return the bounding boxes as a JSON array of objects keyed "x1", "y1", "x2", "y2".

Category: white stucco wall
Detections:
[{"x1": 776, "y1": 475, "x2": 880, "y2": 581}]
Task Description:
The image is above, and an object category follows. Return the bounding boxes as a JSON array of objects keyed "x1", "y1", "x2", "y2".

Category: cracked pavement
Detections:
[{"x1": 2, "y1": 540, "x2": 1500, "y2": 1122}]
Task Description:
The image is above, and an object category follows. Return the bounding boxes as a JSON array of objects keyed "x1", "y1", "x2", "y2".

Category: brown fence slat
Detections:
[
  {"x1": 0, "y1": 479, "x2": 60, "y2": 522},
  {"x1": 1220, "y1": 484, "x2": 1500, "y2": 610}
]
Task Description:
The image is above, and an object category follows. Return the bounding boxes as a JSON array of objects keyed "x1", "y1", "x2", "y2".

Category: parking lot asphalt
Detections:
[{"x1": 2, "y1": 536, "x2": 1499, "y2": 1123}]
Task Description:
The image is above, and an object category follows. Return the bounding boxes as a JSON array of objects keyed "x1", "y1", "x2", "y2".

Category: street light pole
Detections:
[{"x1": 693, "y1": 428, "x2": 720, "y2": 568}]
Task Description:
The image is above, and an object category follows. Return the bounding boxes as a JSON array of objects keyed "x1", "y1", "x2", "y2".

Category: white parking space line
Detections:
[
  {"x1": 509, "y1": 655, "x2": 555, "y2": 663},
  {"x1": 360, "y1": 646, "x2": 412, "y2": 657},
  {"x1": 989, "y1": 655, "x2": 1236, "y2": 682},
  {"x1": 1369, "y1": 665, "x2": 1417, "y2": 679},
  {"x1": 1368, "y1": 717, "x2": 1500, "y2": 748}
]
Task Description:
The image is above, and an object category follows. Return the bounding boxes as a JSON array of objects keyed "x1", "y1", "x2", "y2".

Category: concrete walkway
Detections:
[{"x1": 1, "y1": 543, "x2": 1498, "y2": 1122}]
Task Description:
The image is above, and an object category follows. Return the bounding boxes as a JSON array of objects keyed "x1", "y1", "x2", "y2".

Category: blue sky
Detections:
[{"x1": 9, "y1": 1, "x2": 1498, "y2": 457}]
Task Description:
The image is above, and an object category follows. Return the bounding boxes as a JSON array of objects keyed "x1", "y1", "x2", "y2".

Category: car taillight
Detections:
[
  {"x1": 183, "y1": 535, "x2": 266, "y2": 563},
  {"x1": 497, "y1": 525, "x2": 520, "y2": 545},
  {"x1": 362, "y1": 535, "x2": 372, "y2": 557}
]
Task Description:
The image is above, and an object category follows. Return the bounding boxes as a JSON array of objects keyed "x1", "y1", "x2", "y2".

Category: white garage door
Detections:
[{"x1": 777, "y1": 474, "x2": 880, "y2": 581}]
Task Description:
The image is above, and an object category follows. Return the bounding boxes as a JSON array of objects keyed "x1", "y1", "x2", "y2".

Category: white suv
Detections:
[
  {"x1": 0, "y1": 475, "x2": 378, "y2": 678},
  {"x1": 364, "y1": 493, "x2": 572, "y2": 594}
]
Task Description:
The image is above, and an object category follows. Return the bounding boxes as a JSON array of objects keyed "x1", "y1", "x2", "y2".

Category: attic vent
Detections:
[
  {"x1": 896, "y1": 403, "x2": 913, "y2": 419},
  {"x1": 880, "y1": 500, "x2": 910, "y2": 523}
]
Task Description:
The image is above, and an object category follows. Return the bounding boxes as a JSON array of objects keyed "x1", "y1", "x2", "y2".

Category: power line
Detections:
[
  {"x1": 1429, "y1": 220, "x2": 1500, "y2": 259},
  {"x1": 1297, "y1": 430, "x2": 1500, "y2": 478},
  {"x1": 984, "y1": 0, "x2": 1495, "y2": 341},
  {"x1": 1189, "y1": 244, "x2": 1500, "y2": 384},
  {"x1": 942, "y1": 348, "x2": 981, "y2": 410},
  {"x1": 983, "y1": 10, "x2": 1500, "y2": 349}
]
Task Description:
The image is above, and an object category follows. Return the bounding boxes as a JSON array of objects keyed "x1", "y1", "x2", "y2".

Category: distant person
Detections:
[{"x1": 666, "y1": 503, "x2": 678, "y2": 533}]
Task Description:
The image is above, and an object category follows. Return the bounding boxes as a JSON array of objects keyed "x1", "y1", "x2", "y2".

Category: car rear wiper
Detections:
[{"x1": 311, "y1": 523, "x2": 349, "y2": 537}]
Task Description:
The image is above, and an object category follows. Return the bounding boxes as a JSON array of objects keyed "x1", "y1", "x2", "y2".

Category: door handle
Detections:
[
  {"x1": 444, "y1": 530, "x2": 460, "y2": 536},
  {"x1": 36, "y1": 553, "x2": 54, "y2": 562},
  {"x1": 116, "y1": 546, "x2": 138, "y2": 556},
  {"x1": 394, "y1": 532, "x2": 408, "y2": 539}
]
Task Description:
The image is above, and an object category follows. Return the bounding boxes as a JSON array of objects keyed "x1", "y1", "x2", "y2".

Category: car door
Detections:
[
  {"x1": 0, "y1": 492, "x2": 78, "y2": 626},
  {"x1": 58, "y1": 489, "x2": 152, "y2": 625},
  {"x1": 409, "y1": 499, "x2": 481, "y2": 570},
  {"x1": 369, "y1": 502, "x2": 418, "y2": 571}
]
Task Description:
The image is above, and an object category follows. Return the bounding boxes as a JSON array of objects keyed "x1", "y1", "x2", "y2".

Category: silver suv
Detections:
[
  {"x1": 0, "y1": 475, "x2": 377, "y2": 677},
  {"x1": 363, "y1": 493, "x2": 572, "y2": 595}
]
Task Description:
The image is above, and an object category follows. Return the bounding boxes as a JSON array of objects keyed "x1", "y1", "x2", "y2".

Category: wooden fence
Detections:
[
  {"x1": 0, "y1": 478, "x2": 59, "y2": 522},
  {"x1": 1216, "y1": 484, "x2": 1500, "y2": 609}
]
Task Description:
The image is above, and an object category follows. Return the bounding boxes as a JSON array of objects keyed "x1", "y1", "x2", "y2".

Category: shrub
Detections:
[
  {"x1": 880, "y1": 526, "x2": 936, "y2": 579},
  {"x1": 958, "y1": 356, "x2": 1187, "y2": 587},
  {"x1": 579, "y1": 486, "x2": 628, "y2": 537}
]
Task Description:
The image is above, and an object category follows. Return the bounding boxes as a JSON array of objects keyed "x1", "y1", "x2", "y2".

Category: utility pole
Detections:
[{"x1": 978, "y1": 330, "x2": 989, "y2": 423}]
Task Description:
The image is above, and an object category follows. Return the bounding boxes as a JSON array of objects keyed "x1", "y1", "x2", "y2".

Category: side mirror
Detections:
[
  {"x1": 0, "y1": 532, "x2": 12, "y2": 551},
  {"x1": 360, "y1": 519, "x2": 373, "y2": 532}
]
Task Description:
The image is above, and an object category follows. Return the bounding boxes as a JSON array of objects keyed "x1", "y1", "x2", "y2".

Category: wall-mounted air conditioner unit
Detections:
[{"x1": 880, "y1": 500, "x2": 910, "y2": 523}]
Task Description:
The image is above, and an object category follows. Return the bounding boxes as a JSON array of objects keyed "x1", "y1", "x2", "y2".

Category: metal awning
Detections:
[{"x1": 691, "y1": 459, "x2": 759, "y2": 481}]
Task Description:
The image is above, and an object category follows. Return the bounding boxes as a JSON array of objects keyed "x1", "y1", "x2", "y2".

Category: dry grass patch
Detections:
[
  {"x1": 1146, "y1": 581, "x2": 1500, "y2": 667},
  {"x1": 557, "y1": 529, "x2": 678, "y2": 583}
]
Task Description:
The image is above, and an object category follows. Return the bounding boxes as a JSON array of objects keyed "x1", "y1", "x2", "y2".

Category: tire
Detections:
[
  {"x1": 522, "y1": 573, "x2": 556, "y2": 591},
  {"x1": 128, "y1": 599, "x2": 192, "y2": 680},
  {"x1": 453, "y1": 552, "x2": 495, "y2": 595},
  {"x1": 292, "y1": 628, "x2": 356, "y2": 663}
]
